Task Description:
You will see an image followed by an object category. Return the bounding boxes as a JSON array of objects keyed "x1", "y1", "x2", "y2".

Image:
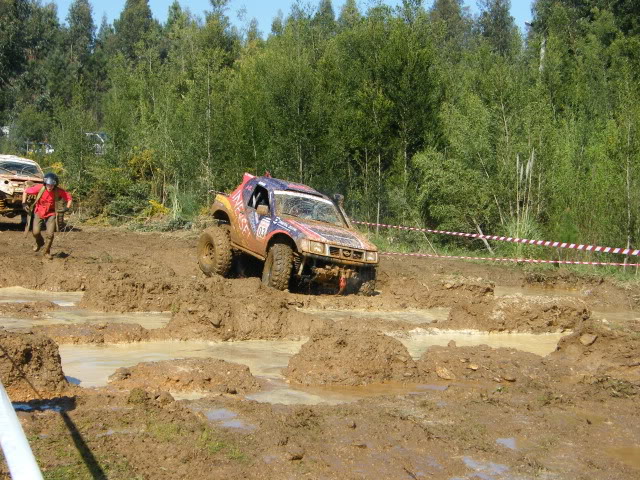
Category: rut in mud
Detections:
[{"x1": 0, "y1": 225, "x2": 639, "y2": 479}]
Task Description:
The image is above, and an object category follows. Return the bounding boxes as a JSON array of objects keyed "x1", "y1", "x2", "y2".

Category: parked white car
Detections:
[{"x1": 0, "y1": 155, "x2": 44, "y2": 220}]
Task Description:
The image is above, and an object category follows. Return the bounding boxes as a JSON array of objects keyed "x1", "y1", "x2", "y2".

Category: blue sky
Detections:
[{"x1": 53, "y1": 1, "x2": 534, "y2": 33}]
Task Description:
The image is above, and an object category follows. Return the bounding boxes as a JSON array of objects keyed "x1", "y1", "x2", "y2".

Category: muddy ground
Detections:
[{"x1": 0, "y1": 220, "x2": 639, "y2": 479}]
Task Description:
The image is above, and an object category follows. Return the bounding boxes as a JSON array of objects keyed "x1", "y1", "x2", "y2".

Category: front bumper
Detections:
[
  {"x1": 300, "y1": 239, "x2": 378, "y2": 265},
  {"x1": 301, "y1": 252, "x2": 378, "y2": 268}
]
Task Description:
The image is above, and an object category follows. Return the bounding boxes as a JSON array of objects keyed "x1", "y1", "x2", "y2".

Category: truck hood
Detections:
[{"x1": 288, "y1": 219, "x2": 377, "y2": 251}]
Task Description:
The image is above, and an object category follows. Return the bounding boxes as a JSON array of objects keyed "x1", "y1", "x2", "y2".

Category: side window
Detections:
[{"x1": 248, "y1": 186, "x2": 270, "y2": 212}]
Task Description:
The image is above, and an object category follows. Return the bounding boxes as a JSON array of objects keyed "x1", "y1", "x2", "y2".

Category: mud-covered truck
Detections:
[
  {"x1": 0, "y1": 155, "x2": 44, "y2": 222},
  {"x1": 198, "y1": 173, "x2": 378, "y2": 294}
]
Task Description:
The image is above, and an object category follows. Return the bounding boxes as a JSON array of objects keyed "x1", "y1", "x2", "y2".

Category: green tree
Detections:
[{"x1": 113, "y1": 0, "x2": 156, "y2": 59}]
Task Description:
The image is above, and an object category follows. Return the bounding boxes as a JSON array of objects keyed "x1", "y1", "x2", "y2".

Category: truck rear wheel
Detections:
[
  {"x1": 262, "y1": 243, "x2": 293, "y2": 290},
  {"x1": 198, "y1": 224, "x2": 232, "y2": 277}
]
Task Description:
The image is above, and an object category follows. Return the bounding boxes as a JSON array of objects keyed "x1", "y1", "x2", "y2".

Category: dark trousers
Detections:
[{"x1": 32, "y1": 214, "x2": 56, "y2": 251}]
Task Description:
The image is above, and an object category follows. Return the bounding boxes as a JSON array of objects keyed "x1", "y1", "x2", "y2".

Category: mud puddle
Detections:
[
  {"x1": 247, "y1": 378, "x2": 448, "y2": 406},
  {"x1": 394, "y1": 329, "x2": 567, "y2": 358},
  {"x1": 0, "y1": 286, "x2": 84, "y2": 306},
  {"x1": 495, "y1": 285, "x2": 640, "y2": 325},
  {"x1": 59, "y1": 329, "x2": 563, "y2": 404},
  {"x1": 606, "y1": 446, "x2": 640, "y2": 470},
  {"x1": 2, "y1": 309, "x2": 171, "y2": 330},
  {"x1": 592, "y1": 310, "x2": 640, "y2": 324},
  {"x1": 59, "y1": 340, "x2": 306, "y2": 388},
  {"x1": 495, "y1": 285, "x2": 584, "y2": 298},
  {"x1": 302, "y1": 307, "x2": 450, "y2": 324}
]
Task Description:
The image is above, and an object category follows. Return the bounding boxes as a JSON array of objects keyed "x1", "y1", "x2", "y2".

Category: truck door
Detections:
[{"x1": 245, "y1": 184, "x2": 272, "y2": 256}]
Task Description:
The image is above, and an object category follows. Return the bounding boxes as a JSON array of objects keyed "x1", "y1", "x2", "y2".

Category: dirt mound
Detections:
[
  {"x1": 34, "y1": 323, "x2": 150, "y2": 344},
  {"x1": 0, "y1": 301, "x2": 59, "y2": 318},
  {"x1": 444, "y1": 296, "x2": 588, "y2": 333},
  {"x1": 551, "y1": 320, "x2": 640, "y2": 384},
  {"x1": 80, "y1": 266, "x2": 184, "y2": 312},
  {"x1": 0, "y1": 331, "x2": 71, "y2": 401},
  {"x1": 283, "y1": 328, "x2": 418, "y2": 386},
  {"x1": 416, "y1": 341, "x2": 566, "y2": 385},
  {"x1": 155, "y1": 277, "x2": 331, "y2": 341},
  {"x1": 108, "y1": 358, "x2": 261, "y2": 395}
]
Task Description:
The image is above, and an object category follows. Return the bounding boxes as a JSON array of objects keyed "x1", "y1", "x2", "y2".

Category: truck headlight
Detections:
[
  {"x1": 309, "y1": 241, "x2": 325, "y2": 254},
  {"x1": 365, "y1": 251, "x2": 378, "y2": 262},
  {"x1": 301, "y1": 239, "x2": 326, "y2": 255}
]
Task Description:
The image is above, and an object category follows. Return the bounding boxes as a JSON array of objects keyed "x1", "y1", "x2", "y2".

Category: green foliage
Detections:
[{"x1": 3, "y1": 0, "x2": 640, "y2": 263}]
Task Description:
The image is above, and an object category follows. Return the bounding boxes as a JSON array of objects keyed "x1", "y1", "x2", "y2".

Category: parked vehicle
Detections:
[
  {"x1": 85, "y1": 132, "x2": 108, "y2": 155},
  {"x1": 0, "y1": 155, "x2": 44, "y2": 221},
  {"x1": 25, "y1": 141, "x2": 54, "y2": 155},
  {"x1": 198, "y1": 173, "x2": 378, "y2": 295}
]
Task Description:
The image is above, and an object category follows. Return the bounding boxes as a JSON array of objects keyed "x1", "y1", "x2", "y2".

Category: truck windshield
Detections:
[
  {"x1": 275, "y1": 191, "x2": 344, "y2": 227},
  {"x1": 0, "y1": 161, "x2": 42, "y2": 177}
]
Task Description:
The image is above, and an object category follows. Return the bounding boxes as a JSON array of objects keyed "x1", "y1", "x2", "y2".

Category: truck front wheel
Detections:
[
  {"x1": 198, "y1": 224, "x2": 233, "y2": 277},
  {"x1": 357, "y1": 268, "x2": 377, "y2": 296},
  {"x1": 262, "y1": 243, "x2": 293, "y2": 290}
]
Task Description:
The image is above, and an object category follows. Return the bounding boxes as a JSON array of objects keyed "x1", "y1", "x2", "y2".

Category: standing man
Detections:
[{"x1": 21, "y1": 173, "x2": 72, "y2": 259}]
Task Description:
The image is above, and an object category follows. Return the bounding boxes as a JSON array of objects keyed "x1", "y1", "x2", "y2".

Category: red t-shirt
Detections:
[{"x1": 25, "y1": 185, "x2": 72, "y2": 219}]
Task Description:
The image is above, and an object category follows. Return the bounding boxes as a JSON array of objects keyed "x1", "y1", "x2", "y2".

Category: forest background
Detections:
[{"x1": 1, "y1": 0, "x2": 640, "y2": 262}]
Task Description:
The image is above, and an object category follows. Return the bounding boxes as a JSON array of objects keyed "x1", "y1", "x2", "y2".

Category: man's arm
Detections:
[{"x1": 59, "y1": 189, "x2": 72, "y2": 211}]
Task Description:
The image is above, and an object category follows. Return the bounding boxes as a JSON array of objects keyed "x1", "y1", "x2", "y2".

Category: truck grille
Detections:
[{"x1": 328, "y1": 246, "x2": 364, "y2": 260}]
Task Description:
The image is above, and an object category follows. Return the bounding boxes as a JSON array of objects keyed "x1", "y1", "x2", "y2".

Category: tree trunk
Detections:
[
  {"x1": 624, "y1": 122, "x2": 632, "y2": 271},
  {"x1": 376, "y1": 152, "x2": 381, "y2": 235},
  {"x1": 473, "y1": 218, "x2": 494, "y2": 254}
]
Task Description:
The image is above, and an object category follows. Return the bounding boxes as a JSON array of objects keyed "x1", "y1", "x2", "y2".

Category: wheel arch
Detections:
[
  {"x1": 212, "y1": 209, "x2": 230, "y2": 224},
  {"x1": 266, "y1": 232, "x2": 297, "y2": 252}
]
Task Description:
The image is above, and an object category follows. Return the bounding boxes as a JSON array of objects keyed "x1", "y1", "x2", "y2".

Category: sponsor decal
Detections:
[
  {"x1": 230, "y1": 188, "x2": 250, "y2": 237},
  {"x1": 273, "y1": 217, "x2": 297, "y2": 233}
]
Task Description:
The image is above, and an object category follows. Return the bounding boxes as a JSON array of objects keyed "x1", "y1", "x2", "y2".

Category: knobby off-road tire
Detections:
[
  {"x1": 262, "y1": 243, "x2": 293, "y2": 290},
  {"x1": 198, "y1": 224, "x2": 232, "y2": 277},
  {"x1": 357, "y1": 268, "x2": 377, "y2": 296}
]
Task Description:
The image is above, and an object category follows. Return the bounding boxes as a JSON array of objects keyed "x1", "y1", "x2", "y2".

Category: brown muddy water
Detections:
[
  {"x1": 494, "y1": 285, "x2": 585, "y2": 298},
  {"x1": 494, "y1": 284, "x2": 640, "y2": 324},
  {"x1": 301, "y1": 307, "x2": 450, "y2": 324},
  {"x1": 0, "y1": 286, "x2": 84, "y2": 306},
  {"x1": 1, "y1": 285, "x2": 628, "y2": 405},
  {"x1": 59, "y1": 328, "x2": 566, "y2": 405}
]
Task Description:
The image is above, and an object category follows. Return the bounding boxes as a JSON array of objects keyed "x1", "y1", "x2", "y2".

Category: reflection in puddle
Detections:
[
  {"x1": 496, "y1": 438, "x2": 517, "y2": 450},
  {"x1": 0, "y1": 286, "x2": 84, "y2": 306},
  {"x1": 606, "y1": 446, "x2": 640, "y2": 470},
  {"x1": 206, "y1": 408, "x2": 237, "y2": 421},
  {"x1": 462, "y1": 456, "x2": 509, "y2": 479},
  {"x1": 13, "y1": 402, "x2": 66, "y2": 413},
  {"x1": 193, "y1": 407, "x2": 256, "y2": 431},
  {"x1": 221, "y1": 419, "x2": 256, "y2": 431},
  {"x1": 394, "y1": 329, "x2": 567, "y2": 357},
  {"x1": 302, "y1": 307, "x2": 450, "y2": 325}
]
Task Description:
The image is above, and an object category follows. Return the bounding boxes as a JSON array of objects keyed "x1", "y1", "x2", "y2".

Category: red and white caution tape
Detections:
[
  {"x1": 355, "y1": 221, "x2": 639, "y2": 257},
  {"x1": 381, "y1": 251, "x2": 640, "y2": 267}
]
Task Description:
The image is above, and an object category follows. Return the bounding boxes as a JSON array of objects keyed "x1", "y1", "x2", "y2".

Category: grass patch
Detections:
[
  {"x1": 198, "y1": 428, "x2": 247, "y2": 462},
  {"x1": 147, "y1": 422, "x2": 182, "y2": 442}
]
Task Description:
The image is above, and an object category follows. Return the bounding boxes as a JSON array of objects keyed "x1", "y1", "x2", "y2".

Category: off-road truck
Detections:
[
  {"x1": 0, "y1": 155, "x2": 44, "y2": 222},
  {"x1": 198, "y1": 173, "x2": 378, "y2": 294}
]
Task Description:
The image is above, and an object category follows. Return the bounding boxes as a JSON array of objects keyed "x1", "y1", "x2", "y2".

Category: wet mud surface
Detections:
[{"x1": 0, "y1": 225, "x2": 639, "y2": 479}]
